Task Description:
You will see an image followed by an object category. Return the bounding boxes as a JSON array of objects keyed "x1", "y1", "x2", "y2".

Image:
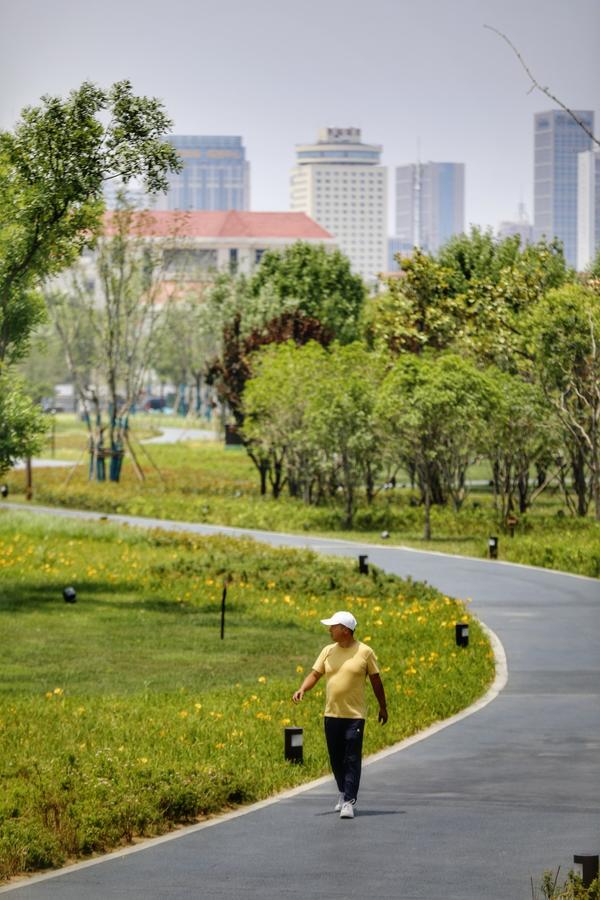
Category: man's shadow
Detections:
[{"x1": 315, "y1": 809, "x2": 405, "y2": 817}]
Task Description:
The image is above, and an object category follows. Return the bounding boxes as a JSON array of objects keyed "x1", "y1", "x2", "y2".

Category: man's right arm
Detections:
[{"x1": 292, "y1": 669, "x2": 322, "y2": 703}]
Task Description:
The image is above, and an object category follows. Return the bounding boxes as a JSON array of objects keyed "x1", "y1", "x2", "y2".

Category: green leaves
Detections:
[
  {"x1": 0, "y1": 80, "x2": 180, "y2": 473},
  {"x1": 249, "y1": 242, "x2": 366, "y2": 344},
  {"x1": 0, "y1": 372, "x2": 47, "y2": 477},
  {"x1": 243, "y1": 342, "x2": 384, "y2": 524},
  {"x1": 0, "y1": 80, "x2": 180, "y2": 364}
]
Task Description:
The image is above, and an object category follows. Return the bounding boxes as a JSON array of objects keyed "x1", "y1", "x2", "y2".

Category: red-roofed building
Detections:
[{"x1": 102, "y1": 209, "x2": 335, "y2": 279}]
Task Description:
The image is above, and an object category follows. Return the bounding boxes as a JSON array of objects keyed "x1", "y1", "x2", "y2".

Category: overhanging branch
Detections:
[{"x1": 484, "y1": 24, "x2": 600, "y2": 149}]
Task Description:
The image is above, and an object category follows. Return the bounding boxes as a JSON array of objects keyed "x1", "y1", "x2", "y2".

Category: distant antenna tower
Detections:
[{"x1": 517, "y1": 187, "x2": 529, "y2": 223}]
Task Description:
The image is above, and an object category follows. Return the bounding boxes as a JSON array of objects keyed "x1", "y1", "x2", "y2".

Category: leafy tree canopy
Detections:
[
  {"x1": 0, "y1": 80, "x2": 180, "y2": 364},
  {"x1": 248, "y1": 242, "x2": 366, "y2": 343},
  {"x1": 370, "y1": 227, "x2": 570, "y2": 371},
  {"x1": 0, "y1": 373, "x2": 47, "y2": 477}
]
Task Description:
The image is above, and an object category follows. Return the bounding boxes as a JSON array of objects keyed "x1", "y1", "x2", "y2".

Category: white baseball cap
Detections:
[{"x1": 320, "y1": 611, "x2": 357, "y2": 631}]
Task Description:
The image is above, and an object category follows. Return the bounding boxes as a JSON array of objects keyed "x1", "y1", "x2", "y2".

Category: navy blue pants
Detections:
[{"x1": 324, "y1": 716, "x2": 365, "y2": 803}]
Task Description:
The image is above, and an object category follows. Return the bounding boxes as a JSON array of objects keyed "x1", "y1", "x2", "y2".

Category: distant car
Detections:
[{"x1": 143, "y1": 397, "x2": 167, "y2": 411}]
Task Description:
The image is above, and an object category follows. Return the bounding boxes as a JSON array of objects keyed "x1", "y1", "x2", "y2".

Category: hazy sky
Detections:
[{"x1": 1, "y1": 0, "x2": 598, "y2": 232}]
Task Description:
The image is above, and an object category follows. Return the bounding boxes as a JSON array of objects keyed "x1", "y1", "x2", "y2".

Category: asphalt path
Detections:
[{"x1": 2, "y1": 503, "x2": 599, "y2": 899}]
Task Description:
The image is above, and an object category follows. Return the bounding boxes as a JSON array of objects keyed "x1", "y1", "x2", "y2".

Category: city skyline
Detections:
[{"x1": 1, "y1": 0, "x2": 598, "y2": 234}]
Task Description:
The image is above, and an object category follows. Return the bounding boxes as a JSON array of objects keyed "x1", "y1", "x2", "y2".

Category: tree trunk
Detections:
[
  {"x1": 270, "y1": 454, "x2": 285, "y2": 499},
  {"x1": 571, "y1": 446, "x2": 589, "y2": 516},
  {"x1": 430, "y1": 465, "x2": 446, "y2": 505},
  {"x1": 342, "y1": 456, "x2": 354, "y2": 529},
  {"x1": 517, "y1": 471, "x2": 529, "y2": 514},
  {"x1": 194, "y1": 373, "x2": 202, "y2": 416},
  {"x1": 365, "y1": 463, "x2": 375, "y2": 505},
  {"x1": 423, "y1": 480, "x2": 432, "y2": 541}
]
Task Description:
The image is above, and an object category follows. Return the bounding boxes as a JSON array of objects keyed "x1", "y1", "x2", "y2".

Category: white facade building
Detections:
[
  {"x1": 577, "y1": 150, "x2": 600, "y2": 271},
  {"x1": 290, "y1": 127, "x2": 387, "y2": 284}
]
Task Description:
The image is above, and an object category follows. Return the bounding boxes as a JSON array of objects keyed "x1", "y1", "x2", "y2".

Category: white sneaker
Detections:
[
  {"x1": 334, "y1": 793, "x2": 345, "y2": 812},
  {"x1": 339, "y1": 801, "x2": 355, "y2": 819}
]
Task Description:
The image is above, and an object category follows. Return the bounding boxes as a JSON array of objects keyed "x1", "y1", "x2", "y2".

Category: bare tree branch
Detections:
[{"x1": 484, "y1": 25, "x2": 600, "y2": 149}]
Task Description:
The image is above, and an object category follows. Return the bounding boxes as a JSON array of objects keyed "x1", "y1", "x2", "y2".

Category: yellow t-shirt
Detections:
[{"x1": 312, "y1": 641, "x2": 380, "y2": 719}]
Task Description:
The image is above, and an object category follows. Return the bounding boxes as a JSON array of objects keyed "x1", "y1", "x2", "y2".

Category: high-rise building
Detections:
[
  {"x1": 577, "y1": 150, "x2": 600, "y2": 271},
  {"x1": 156, "y1": 135, "x2": 250, "y2": 211},
  {"x1": 534, "y1": 110, "x2": 594, "y2": 266},
  {"x1": 497, "y1": 202, "x2": 534, "y2": 245},
  {"x1": 290, "y1": 127, "x2": 387, "y2": 283},
  {"x1": 395, "y1": 162, "x2": 465, "y2": 254}
]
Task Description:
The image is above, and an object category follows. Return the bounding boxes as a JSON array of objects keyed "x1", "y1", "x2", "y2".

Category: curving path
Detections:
[{"x1": 1, "y1": 504, "x2": 599, "y2": 899}]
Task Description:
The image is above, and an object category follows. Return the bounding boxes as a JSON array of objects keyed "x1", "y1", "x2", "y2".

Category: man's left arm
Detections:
[{"x1": 369, "y1": 673, "x2": 388, "y2": 724}]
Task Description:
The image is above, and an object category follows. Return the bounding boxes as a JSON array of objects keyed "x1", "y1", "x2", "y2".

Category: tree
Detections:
[
  {"x1": 376, "y1": 354, "x2": 493, "y2": 538},
  {"x1": 366, "y1": 249, "x2": 460, "y2": 355},
  {"x1": 482, "y1": 371, "x2": 558, "y2": 520},
  {"x1": 242, "y1": 341, "x2": 328, "y2": 501},
  {"x1": 243, "y1": 341, "x2": 385, "y2": 523},
  {"x1": 531, "y1": 285, "x2": 600, "y2": 519},
  {"x1": 248, "y1": 242, "x2": 366, "y2": 344},
  {"x1": 152, "y1": 297, "x2": 214, "y2": 417},
  {"x1": 307, "y1": 343, "x2": 385, "y2": 527},
  {"x1": 201, "y1": 271, "x2": 334, "y2": 493},
  {"x1": 0, "y1": 80, "x2": 180, "y2": 365},
  {"x1": 0, "y1": 80, "x2": 180, "y2": 474},
  {"x1": 0, "y1": 373, "x2": 46, "y2": 478},
  {"x1": 47, "y1": 203, "x2": 174, "y2": 481},
  {"x1": 368, "y1": 229, "x2": 569, "y2": 373}
]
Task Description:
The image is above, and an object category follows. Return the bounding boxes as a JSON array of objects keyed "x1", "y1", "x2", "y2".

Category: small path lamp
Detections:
[
  {"x1": 455, "y1": 623, "x2": 469, "y2": 648},
  {"x1": 284, "y1": 727, "x2": 303, "y2": 764},
  {"x1": 573, "y1": 854, "x2": 599, "y2": 888}
]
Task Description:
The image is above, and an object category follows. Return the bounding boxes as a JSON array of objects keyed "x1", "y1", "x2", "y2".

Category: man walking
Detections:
[{"x1": 292, "y1": 610, "x2": 388, "y2": 819}]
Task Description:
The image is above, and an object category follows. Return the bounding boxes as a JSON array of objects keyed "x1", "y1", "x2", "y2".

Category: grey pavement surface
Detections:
[
  {"x1": 141, "y1": 426, "x2": 217, "y2": 444},
  {"x1": 1, "y1": 503, "x2": 599, "y2": 899}
]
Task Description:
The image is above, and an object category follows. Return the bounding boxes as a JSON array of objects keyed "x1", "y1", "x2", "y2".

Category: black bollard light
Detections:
[
  {"x1": 488, "y1": 536, "x2": 498, "y2": 559},
  {"x1": 63, "y1": 587, "x2": 77, "y2": 604},
  {"x1": 455, "y1": 623, "x2": 469, "y2": 647},
  {"x1": 573, "y1": 854, "x2": 599, "y2": 888},
  {"x1": 284, "y1": 727, "x2": 303, "y2": 764},
  {"x1": 358, "y1": 554, "x2": 369, "y2": 575},
  {"x1": 0, "y1": 484, "x2": 8, "y2": 498}
]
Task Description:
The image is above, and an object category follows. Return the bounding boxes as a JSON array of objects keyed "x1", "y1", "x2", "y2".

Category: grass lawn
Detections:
[
  {"x1": 0, "y1": 510, "x2": 493, "y2": 880},
  {"x1": 5, "y1": 414, "x2": 599, "y2": 578}
]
